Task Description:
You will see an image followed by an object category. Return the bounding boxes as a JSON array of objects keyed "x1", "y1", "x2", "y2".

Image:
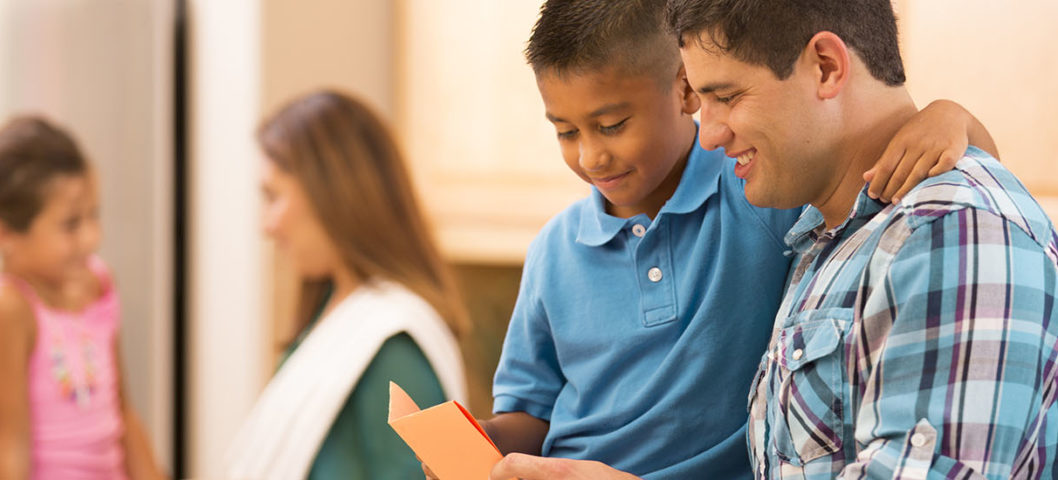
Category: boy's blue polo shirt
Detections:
[{"x1": 492, "y1": 142, "x2": 802, "y2": 479}]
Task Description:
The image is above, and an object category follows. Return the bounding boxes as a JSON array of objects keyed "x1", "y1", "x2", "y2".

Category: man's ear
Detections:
[
  {"x1": 676, "y1": 64, "x2": 702, "y2": 114},
  {"x1": 802, "y1": 31, "x2": 851, "y2": 100}
]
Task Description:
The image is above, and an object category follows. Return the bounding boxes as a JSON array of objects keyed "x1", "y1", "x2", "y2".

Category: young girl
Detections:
[
  {"x1": 0, "y1": 116, "x2": 165, "y2": 480},
  {"x1": 223, "y1": 90, "x2": 468, "y2": 480}
]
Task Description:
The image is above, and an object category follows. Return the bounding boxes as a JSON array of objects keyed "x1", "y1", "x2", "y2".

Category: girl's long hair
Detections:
[{"x1": 257, "y1": 90, "x2": 467, "y2": 339}]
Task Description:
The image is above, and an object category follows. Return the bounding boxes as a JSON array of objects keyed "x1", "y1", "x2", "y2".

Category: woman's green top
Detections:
[{"x1": 279, "y1": 297, "x2": 448, "y2": 479}]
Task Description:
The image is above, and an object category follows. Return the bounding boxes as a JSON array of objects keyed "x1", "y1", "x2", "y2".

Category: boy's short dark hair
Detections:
[
  {"x1": 665, "y1": 0, "x2": 905, "y2": 86},
  {"x1": 0, "y1": 116, "x2": 89, "y2": 232},
  {"x1": 526, "y1": 0, "x2": 681, "y2": 85}
]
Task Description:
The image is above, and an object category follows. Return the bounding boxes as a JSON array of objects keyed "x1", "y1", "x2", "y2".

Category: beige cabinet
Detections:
[{"x1": 397, "y1": 0, "x2": 588, "y2": 264}]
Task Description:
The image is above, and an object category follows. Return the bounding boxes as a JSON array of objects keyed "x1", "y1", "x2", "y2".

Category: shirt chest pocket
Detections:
[{"x1": 768, "y1": 311, "x2": 850, "y2": 466}]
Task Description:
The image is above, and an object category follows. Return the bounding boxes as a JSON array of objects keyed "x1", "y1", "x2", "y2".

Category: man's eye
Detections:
[{"x1": 557, "y1": 129, "x2": 578, "y2": 140}]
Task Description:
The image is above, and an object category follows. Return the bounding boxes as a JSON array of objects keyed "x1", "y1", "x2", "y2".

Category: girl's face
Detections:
[
  {"x1": 0, "y1": 174, "x2": 101, "y2": 284},
  {"x1": 260, "y1": 159, "x2": 341, "y2": 279}
]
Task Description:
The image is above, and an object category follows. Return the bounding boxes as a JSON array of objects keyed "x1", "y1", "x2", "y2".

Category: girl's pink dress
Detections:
[{"x1": 2, "y1": 257, "x2": 127, "y2": 480}]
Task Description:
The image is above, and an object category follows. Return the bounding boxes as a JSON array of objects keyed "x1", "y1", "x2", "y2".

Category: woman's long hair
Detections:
[{"x1": 258, "y1": 89, "x2": 467, "y2": 339}]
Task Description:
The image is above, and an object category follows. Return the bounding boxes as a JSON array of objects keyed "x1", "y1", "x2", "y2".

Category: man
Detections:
[{"x1": 490, "y1": 1, "x2": 1058, "y2": 479}]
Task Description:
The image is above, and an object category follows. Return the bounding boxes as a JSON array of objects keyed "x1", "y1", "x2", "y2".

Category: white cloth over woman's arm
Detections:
[{"x1": 223, "y1": 281, "x2": 466, "y2": 480}]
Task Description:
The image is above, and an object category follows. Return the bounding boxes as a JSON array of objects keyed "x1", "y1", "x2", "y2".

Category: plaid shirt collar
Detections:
[{"x1": 784, "y1": 185, "x2": 888, "y2": 255}]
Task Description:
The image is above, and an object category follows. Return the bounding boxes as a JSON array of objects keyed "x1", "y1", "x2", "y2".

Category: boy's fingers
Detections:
[
  {"x1": 867, "y1": 146, "x2": 906, "y2": 199},
  {"x1": 490, "y1": 453, "x2": 579, "y2": 480},
  {"x1": 879, "y1": 151, "x2": 919, "y2": 203},
  {"x1": 491, "y1": 453, "x2": 551, "y2": 479},
  {"x1": 490, "y1": 453, "x2": 639, "y2": 480},
  {"x1": 928, "y1": 149, "x2": 961, "y2": 177},
  {"x1": 892, "y1": 161, "x2": 932, "y2": 204}
]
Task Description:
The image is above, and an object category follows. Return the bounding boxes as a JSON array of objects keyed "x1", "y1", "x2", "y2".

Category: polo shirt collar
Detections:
[{"x1": 576, "y1": 136, "x2": 725, "y2": 247}]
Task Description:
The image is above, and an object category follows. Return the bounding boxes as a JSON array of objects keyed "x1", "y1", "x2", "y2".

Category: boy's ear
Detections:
[
  {"x1": 803, "y1": 31, "x2": 850, "y2": 100},
  {"x1": 677, "y1": 64, "x2": 701, "y2": 114}
]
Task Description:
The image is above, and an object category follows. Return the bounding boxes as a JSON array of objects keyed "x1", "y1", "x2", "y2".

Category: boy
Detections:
[{"x1": 428, "y1": 1, "x2": 997, "y2": 478}]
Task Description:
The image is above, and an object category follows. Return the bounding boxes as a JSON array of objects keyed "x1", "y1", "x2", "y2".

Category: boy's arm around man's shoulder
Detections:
[{"x1": 865, "y1": 99, "x2": 1000, "y2": 204}]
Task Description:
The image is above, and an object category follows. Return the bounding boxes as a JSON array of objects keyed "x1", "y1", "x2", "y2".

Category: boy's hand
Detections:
[
  {"x1": 489, "y1": 453, "x2": 642, "y2": 480},
  {"x1": 864, "y1": 99, "x2": 971, "y2": 204},
  {"x1": 421, "y1": 413, "x2": 549, "y2": 478}
]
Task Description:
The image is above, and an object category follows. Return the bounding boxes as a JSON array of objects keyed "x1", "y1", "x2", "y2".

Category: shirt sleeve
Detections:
[
  {"x1": 491, "y1": 241, "x2": 565, "y2": 421},
  {"x1": 306, "y1": 333, "x2": 447, "y2": 480},
  {"x1": 840, "y1": 209, "x2": 1058, "y2": 480}
]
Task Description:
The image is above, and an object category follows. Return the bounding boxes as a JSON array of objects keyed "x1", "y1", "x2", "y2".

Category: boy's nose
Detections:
[{"x1": 578, "y1": 138, "x2": 610, "y2": 172}]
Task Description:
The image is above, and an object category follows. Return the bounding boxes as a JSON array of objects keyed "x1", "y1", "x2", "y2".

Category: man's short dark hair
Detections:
[
  {"x1": 665, "y1": 0, "x2": 905, "y2": 86},
  {"x1": 526, "y1": 0, "x2": 681, "y2": 85}
]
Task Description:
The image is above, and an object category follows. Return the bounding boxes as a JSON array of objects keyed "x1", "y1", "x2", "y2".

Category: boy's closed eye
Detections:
[
  {"x1": 556, "y1": 127, "x2": 578, "y2": 140},
  {"x1": 599, "y1": 117, "x2": 630, "y2": 135},
  {"x1": 556, "y1": 118, "x2": 630, "y2": 140}
]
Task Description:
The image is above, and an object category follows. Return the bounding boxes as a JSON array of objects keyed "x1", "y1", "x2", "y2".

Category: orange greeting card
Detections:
[{"x1": 388, "y1": 381, "x2": 507, "y2": 479}]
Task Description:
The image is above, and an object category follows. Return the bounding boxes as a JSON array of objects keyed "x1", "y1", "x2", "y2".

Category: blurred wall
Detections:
[
  {"x1": 0, "y1": 0, "x2": 174, "y2": 473},
  {"x1": 896, "y1": 0, "x2": 1058, "y2": 218}
]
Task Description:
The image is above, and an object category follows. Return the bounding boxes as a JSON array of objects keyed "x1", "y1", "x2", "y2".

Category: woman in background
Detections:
[{"x1": 224, "y1": 90, "x2": 468, "y2": 480}]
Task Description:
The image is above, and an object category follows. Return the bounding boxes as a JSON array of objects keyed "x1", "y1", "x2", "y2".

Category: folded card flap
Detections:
[
  {"x1": 388, "y1": 381, "x2": 422, "y2": 421},
  {"x1": 455, "y1": 399, "x2": 502, "y2": 452},
  {"x1": 388, "y1": 382, "x2": 505, "y2": 479}
]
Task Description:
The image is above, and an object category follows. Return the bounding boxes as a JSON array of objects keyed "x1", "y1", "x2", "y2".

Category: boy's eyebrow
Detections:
[
  {"x1": 588, "y1": 102, "x2": 630, "y2": 118},
  {"x1": 545, "y1": 102, "x2": 631, "y2": 123}
]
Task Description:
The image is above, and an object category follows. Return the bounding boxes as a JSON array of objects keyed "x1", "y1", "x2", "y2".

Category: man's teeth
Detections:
[{"x1": 737, "y1": 151, "x2": 755, "y2": 166}]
